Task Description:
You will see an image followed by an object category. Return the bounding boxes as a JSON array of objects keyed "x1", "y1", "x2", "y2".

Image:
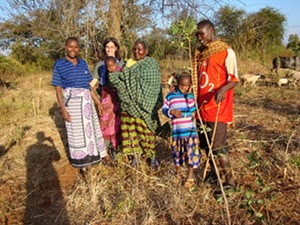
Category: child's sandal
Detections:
[{"x1": 184, "y1": 179, "x2": 195, "y2": 189}]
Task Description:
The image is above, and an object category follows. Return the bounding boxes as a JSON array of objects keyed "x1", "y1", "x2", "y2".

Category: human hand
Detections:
[
  {"x1": 170, "y1": 109, "x2": 182, "y2": 118},
  {"x1": 169, "y1": 85, "x2": 175, "y2": 92},
  {"x1": 62, "y1": 110, "x2": 71, "y2": 122},
  {"x1": 97, "y1": 103, "x2": 104, "y2": 116},
  {"x1": 215, "y1": 89, "x2": 226, "y2": 104}
]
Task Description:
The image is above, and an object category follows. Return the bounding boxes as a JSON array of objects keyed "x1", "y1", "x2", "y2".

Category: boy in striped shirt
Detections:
[{"x1": 162, "y1": 72, "x2": 201, "y2": 189}]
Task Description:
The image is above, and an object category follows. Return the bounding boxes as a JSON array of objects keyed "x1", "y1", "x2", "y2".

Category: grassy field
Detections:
[{"x1": 0, "y1": 67, "x2": 299, "y2": 225}]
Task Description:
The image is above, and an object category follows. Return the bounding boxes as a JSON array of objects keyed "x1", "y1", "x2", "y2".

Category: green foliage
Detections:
[
  {"x1": 291, "y1": 154, "x2": 300, "y2": 168},
  {"x1": 251, "y1": 7, "x2": 285, "y2": 47},
  {"x1": 10, "y1": 40, "x2": 55, "y2": 71},
  {"x1": 0, "y1": 55, "x2": 26, "y2": 81},
  {"x1": 247, "y1": 150, "x2": 262, "y2": 169},
  {"x1": 287, "y1": 34, "x2": 300, "y2": 55},
  {"x1": 215, "y1": 5, "x2": 246, "y2": 49},
  {"x1": 144, "y1": 28, "x2": 174, "y2": 59},
  {"x1": 215, "y1": 5, "x2": 286, "y2": 56},
  {"x1": 169, "y1": 15, "x2": 197, "y2": 64}
]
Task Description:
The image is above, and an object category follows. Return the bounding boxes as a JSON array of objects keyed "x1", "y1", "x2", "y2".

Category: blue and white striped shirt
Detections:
[
  {"x1": 52, "y1": 57, "x2": 92, "y2": 90},
  {"x1": 162, "y1": 88, "x2": 197, "y2": 138}
]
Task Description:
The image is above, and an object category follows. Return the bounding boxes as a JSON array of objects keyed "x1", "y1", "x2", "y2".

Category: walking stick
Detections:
[
  {"x1": 201, "y1": 103, "x2": 220, "y2": 183},
  {"x1": 195, "y1": 101, "x2": 231, "y2": 225}
]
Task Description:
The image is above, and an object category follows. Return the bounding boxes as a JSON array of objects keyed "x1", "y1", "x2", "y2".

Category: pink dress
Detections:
[{"x1": 98, "y1": 64, "x2": 122, "y2": 149}]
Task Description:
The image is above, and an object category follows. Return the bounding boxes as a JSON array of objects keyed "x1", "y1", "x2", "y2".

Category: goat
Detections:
[
  {"x1": 292, "y1": 71, "x2": 300, "y2": 86},
  {"x1": 240, "y1": 74, "x2": 264, "y2": 87},
  {"x1": 277, "y1": 78, "x2": 289, "y2": 87}
]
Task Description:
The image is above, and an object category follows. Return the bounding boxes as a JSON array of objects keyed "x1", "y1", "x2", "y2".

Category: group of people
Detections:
[{"x1": 52, "y1": 19, "x2": 238, "y2": 189}]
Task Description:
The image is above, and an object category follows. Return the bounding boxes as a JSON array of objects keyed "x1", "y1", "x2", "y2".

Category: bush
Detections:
[{"x1": 0, "y1": 55, "x2": 27, "y2": 82}]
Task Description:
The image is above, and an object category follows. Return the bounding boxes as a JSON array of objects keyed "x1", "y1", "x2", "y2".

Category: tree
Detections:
[
  {"x1": 214, "y1": 6, "x2": 286, "y2": 56},
  {"x1": 107, "y1": 0, "x2": 122, "y2": 42},
  {"x1": 169, "y1": 15, "x2": 196, "y2": 66},
  {"x1": 214, "y1": 6, "x2": 246, "y2": 50},
  {"x1": 287, "y1": 34, "x2": 300, "y2": 55}
]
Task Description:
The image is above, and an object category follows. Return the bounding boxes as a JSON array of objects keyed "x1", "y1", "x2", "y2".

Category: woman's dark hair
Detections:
[{"x1": 102, "y1": 37, "x2": 121, "y2": 60}]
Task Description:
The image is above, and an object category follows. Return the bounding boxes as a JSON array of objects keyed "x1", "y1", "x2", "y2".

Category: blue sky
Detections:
[
  {"x1": 0, "y1": 0, "x2": 299, "y2": 44},
  {"x1": 235, "y1": 0, "x2": 300, "y2": 43}
]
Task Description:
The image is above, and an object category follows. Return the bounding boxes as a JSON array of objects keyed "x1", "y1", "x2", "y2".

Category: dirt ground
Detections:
[{"x1": 0, "y1": 70, "x2": 300, "y2": 224}]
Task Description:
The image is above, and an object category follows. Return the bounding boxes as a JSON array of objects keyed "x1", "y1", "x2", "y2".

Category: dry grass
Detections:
[{"x1": 0, "y1": 66, "x2": 300, "y2": 225}]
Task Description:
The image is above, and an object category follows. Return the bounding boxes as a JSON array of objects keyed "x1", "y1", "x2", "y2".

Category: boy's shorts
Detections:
[{"x1": 197, "y1": 121, "x2": 230, "y2": 156}]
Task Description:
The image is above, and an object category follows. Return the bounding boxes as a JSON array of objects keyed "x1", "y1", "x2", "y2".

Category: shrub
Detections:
[{"x1": 0, "y1": 55, "x2": 27, "y2": 82}]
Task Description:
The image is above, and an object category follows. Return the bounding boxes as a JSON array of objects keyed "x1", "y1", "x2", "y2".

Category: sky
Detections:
[
  {"x1": 235, "y1": 0, "x2": 300, "y2": 44},
  {"x1": 0, "y1": 0, "x2": 299, "y2": 44}
]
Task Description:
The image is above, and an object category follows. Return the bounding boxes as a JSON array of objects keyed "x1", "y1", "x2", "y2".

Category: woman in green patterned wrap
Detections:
[{"x1": 107, "y1": 39, "x2": 162, "y2": 167}]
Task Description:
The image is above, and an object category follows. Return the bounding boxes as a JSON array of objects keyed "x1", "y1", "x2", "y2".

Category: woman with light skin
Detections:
[
  {"x1": 107, "y1": 39, "x2": 162, "y2": 168},
  {"x1": 52, "y1": 37, "x2": 107, "y2": 168},
  {"x1": 92, "y1": 38, "x2": 124, "y2": 159}
]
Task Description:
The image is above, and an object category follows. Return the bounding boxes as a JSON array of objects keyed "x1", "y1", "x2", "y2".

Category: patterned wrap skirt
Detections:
[
  {"x1": 171, "y1": 136, "x2": 201, "y2": 168},
  {"x1": 64, "y1": 88, "x2": 107, "y2": 168},
  {"x1": 121, "y1": 111, "x2": 155, "y2": 159}
]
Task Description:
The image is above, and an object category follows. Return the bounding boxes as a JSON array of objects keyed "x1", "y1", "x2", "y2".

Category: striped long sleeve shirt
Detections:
[{"x1": 162, "y1": 88, "x2": 198, "y2": 139}]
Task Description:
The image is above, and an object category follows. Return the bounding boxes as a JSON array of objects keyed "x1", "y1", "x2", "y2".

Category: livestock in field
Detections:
[
  {"x1": 240, "y1": 74, "x2": 265, "y2": 87},
  {"x1": 277, "y1": 78, "x2": 289, "y2": 87},
  {"x1": 272, "y1": 56, "x2": 300, "y2": 73},
  {"x1": 292, "y1": 71, "x2": 300, "y2": 86}
]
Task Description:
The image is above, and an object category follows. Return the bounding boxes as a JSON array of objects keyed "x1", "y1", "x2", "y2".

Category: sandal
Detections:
[{"x1": 184, "y1": 179, "x2": 195, "y2": 189}]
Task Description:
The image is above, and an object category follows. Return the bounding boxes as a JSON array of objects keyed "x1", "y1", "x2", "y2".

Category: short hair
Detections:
[
  {"x1": 134, "y1": 39, "x2": 149, "y2": 50},
  {"x1": 197, "y1": 19, "x2": 215, "y2": 30},
  {"x1": 178, "y1": 71, "x2": 191, "y2": 84},
  {"x1": 104, "y1": 56, "x2": 117, "y2": 64},
  {"x1": 102, "y1": 37, "x2": 121, "y2": 60},
  {"x1": 65, "y1": 37, "x2": 79, "y2": 45}
]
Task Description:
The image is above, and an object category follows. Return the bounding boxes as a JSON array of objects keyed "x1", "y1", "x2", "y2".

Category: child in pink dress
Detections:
[{"x1": 99, "y1": 56, "x2": 122, "y2": 158}]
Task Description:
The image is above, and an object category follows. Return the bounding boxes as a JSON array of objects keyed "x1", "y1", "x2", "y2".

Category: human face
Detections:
[
  {"x1": 195, "y1": 25, "x2": 214, "y2": 46},
  {"x1": 105, "y1": 41, "x2": 118, "y2": 57},
  {"x1": 178, "y1": 77, "x2": 191, "y2": 94},
  {"x1": 133, "y1": 43, "x2": 148, "y2": 61},
  {"x1": 105, "y1": 60, "x2": 117, "y2": 73},
  {"x1": 65, "y1": 39, "x2": 79, "y2": 59}
]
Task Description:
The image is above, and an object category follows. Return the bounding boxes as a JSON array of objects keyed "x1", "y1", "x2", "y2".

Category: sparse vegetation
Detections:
[{"x1": 0, "y1": 61, "x2": 299, "y2": 224}]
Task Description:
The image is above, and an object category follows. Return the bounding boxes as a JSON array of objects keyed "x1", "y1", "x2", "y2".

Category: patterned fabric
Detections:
[
  {"x1": 64, "y1": 88, "x2": 107, "y2": 168},
  {"x1": 171, "y1": 137, "x2": 201, "y2": 168},
  {"x1": 162, "y1": 88, "x2": 198, "y2": 139},
  {"x1": 99, "y1": 86, "x2": 121, "y2": 149},
  {"x1": 52, "y1": 58, "x2": 92, "y2": 90},
  {"x1": 109, "y1": 56, "x2": 162, "y2": 133},
  {"x1": 162, "y1": 88, "x2": 200, "y2": 168},
  {"x1": 92, "y1": 59, "x2": 124, "y2": 149},
  {"x1": 121, "y1": 112, "x2": 155, "y2": 158},
  {"x1": 191, "y1": 40, "x2": 230, "y2": 101},
  {"x1": 92, "y1": 59, "x2": 124, "y2": 85}
]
